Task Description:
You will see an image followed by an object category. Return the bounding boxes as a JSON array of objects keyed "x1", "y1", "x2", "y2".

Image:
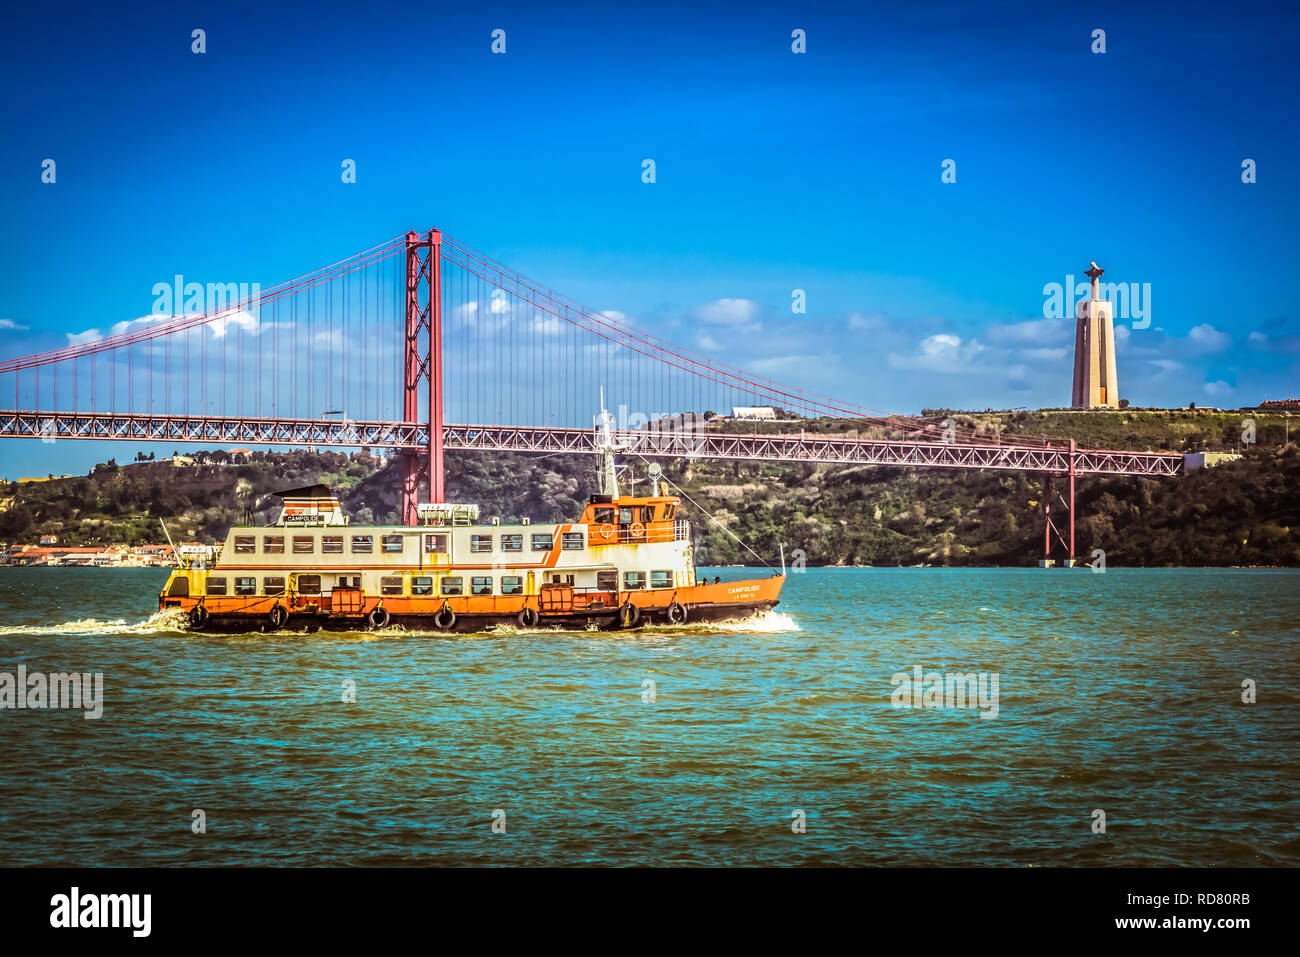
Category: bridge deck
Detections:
[{"x1": 0, "y1": 411, "x2": 1183, "y2": 477}]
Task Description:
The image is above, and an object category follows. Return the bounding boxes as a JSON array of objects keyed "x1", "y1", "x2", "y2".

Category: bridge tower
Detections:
[
  {"x1": 402, "y1": 229, "x2": 443, "y2": 523},
  {"x1": 1071, "y1": 261, "x2": 1119, "y2": 408}
]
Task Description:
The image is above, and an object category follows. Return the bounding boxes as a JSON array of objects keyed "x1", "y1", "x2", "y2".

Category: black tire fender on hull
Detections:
[{"x1": 617, "y1": 602, "x2": 641, "y2": 628}]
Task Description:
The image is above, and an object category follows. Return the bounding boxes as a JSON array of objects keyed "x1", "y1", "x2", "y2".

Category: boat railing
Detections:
[{"x1": 613, "y1": 520, "x2": 692, "y2": 544}]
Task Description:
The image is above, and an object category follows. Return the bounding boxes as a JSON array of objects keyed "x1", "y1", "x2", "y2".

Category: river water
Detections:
[{"x1": 0, "y1": 566, "x2": 1295, "y2": 867}]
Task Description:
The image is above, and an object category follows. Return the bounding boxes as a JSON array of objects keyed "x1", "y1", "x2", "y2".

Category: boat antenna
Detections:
[
  {"x1": 594, "y1": 388, "x2": 622, "y2": 498},
  {"x1": 158, "y1": 517, "x2": 179, "y2": 563}
]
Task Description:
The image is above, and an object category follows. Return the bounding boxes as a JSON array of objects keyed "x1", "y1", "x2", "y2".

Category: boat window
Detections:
[
  {"x1": 561, "y1": 532, "x2": 584, "y2": 550},
  {"x1": 500, "y1": 575, "x2": 523, "y2": 595},
  {"x1": 651, "y1": 570, "x2": 673, "y2": 589},
  {"x1": 664, "y1": 505, "x2": 676, "y2": 521},
  {"x1": 548, "y1": 573, "x2": 575, "y2": 585},
  {"x1": 206, "y1": 577, "x2": 228, "y2": 596},
  {"x1": 501, "y1": 534, "x2": 522, "y2": 552},
  {"x1": 424, "y1": 533, "x2": 448, "y2": 553},
  {"x1": 471, "y1": 576, "x2": 493, "y2": 596},
  {"x1": 167, "y1": 577, "x2": 189, "y2": 597},
  {"x1": 411, "y1": 576, "x2": 434, "y2": 596},
  {"x1": 531, "y1": 532, "x2": 552, "y2": 552},
  {"x1": 321, "y1": 536, "x2": 343, "y2": 554},
  {"x1": 297, "y1": 575, "x2": 321, "y2": 595},
  {"x1": 596, "y1": 570, "x2": 618, "y2": 591},
  {"x1": 263, "y1": 535, "x2": 285, "y2": 554},
  {"x1": 380, "y1": 576, "x2": 403, "y2": 596},
  {"x1": 623, "y1": 571, "x2": 646, "y2": 590},
  {"x1": 292, "y1": 536, "x2": 314, "y2": 554},
  {"x1": 593, "y1": 507, "x2": 615, "y2": 525},
  {"x1": 337, "y1": 575, "x2": 359, "y2": 589},
  {"x1": 234, "y1": 576, "x2": 257, "y2": 596},
  {"x1": 264, "y1": 576, "x2": 285, "y2": 596},
  {"x1": 381, "y1": 535, "x2": 404, "y2": 553},
  {"x1": 440, "y1": 576, "x2": 463, "y2": 596},
  {"x1": 470, "y1": 534, "x2": 493, "y2": 553},
  {"x1": 234, "y1": 535, "x2": 255, "y2": 554},
  {"x1": 351, "y1": 535, "x2": 373, "y2": 554}
]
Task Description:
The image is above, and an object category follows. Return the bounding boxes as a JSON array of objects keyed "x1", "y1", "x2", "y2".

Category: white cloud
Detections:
[
  {"x1": 1204, "y1": 380, "x2": 1234, "y2": 397},
  {"x1": 1186, "y1": 323, "x2": 1231, "y2": 353},
  {"x1": 0, "y1": 319, "x2": 28, "y2": 331},
  {"x1": 986, "y1": 318, "x2": 1070, "y2": 346},
  {"x1": 888, "y1": 333, "x2": 987, "y2": 374},
  {"x1": 692, "y1": 298, "x2": 758, "y2": 326},
  {"x1": 206, "y1": 310, "x2": 259, "y2": 339},
  {"x1": 1021, "y1": 347, "x2": 1067, "y2": 361},
  {"x1": 532, "y1": 314, "x2": 562, "y2": 335},
  {"x1": 847, "y1": 311, "x2": 888, "y2": 331},
  {"x1": 1148, "y1": 359, "x2": 1183, "y2": 373},
  {"x1": 698, "y1": 332, "x2": 723, "y2": 351},
  {"x1": 63, "y1": 311, "x2": 259, "y2": 347}
]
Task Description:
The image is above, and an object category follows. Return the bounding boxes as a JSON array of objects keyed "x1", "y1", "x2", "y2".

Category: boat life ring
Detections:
[
  {"x1": 629, "y1": 522, "x2": 646, "y2": 540},
  {"x1": 433, "y1": 604, "x2": 457, "y2": 631},
  {"x1": 366, "y1": 606, "x2": 390, "y2": 630},
  {"x1": 666, "y1": 602, "x2": 688, "y2": 625},
  {"x1": 516, "y1": 606, "x2": 540, "y2": 628},
  {"x1": 597, "y1": 523, "x2": 615, "y2": 541},
  {"x1": 267, "y1": 604, "x2": 289, "y2": 630},
  {"x1": 618, "y1": 602, "x2": 641, "y2": 628},
  {"x1": 188, "y1": 604, "x2": 209, "y2": 629}
]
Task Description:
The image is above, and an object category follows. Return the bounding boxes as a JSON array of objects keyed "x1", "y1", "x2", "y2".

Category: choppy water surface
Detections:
[{"x1": 0, "y1": 566, "x2": 1295, "y2": 867}]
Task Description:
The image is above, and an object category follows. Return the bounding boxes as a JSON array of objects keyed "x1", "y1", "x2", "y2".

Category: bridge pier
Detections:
[{"x1": 1039, "y1": 439, "x2": 1077, "y2": 567}]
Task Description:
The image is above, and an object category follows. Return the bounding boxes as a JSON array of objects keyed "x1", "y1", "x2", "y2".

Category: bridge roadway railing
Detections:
[{"x1": 0, "y1": 412, "x2": 1184, "y2": 477}]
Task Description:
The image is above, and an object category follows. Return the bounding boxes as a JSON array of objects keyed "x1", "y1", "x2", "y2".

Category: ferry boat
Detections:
[{"x1": 158, "y1": 416, "x2": 785, "y2": 633}]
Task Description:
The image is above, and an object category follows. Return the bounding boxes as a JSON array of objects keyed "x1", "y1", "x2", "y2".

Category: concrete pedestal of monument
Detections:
[{"x1": 1072, "y1": 262, "x2": 1120, "y2": 409}]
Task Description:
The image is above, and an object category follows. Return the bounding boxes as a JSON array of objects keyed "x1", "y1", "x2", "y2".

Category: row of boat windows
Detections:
[
  {"x1": 232, "y1": 532, "x2": 585, "y2": 555},
  {"x1": 591, "y1": 505, "x2": 675, "y2": 523},
  {"x1": 202, "y1": 570, "x2": 677, "y2": 597}
]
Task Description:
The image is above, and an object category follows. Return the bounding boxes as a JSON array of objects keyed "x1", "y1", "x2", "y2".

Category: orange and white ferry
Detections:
[{"x1": 159, "y1": 414, "x2": 785, "y2": 633}]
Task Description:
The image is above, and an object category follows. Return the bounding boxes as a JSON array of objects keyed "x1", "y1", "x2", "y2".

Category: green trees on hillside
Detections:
[{"x1": 0, "y1": 432, "x2": 1296, "y2": 565}]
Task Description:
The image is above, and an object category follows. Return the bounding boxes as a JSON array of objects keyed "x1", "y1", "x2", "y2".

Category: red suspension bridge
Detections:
[{"x1": 0, "y1": 228, "x2": 1184, "y2": 563}]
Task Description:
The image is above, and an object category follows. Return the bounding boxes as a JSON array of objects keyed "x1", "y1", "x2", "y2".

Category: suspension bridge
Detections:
[{"x1": 0, "y1": 228, "x2": 1184, "y2": 564}]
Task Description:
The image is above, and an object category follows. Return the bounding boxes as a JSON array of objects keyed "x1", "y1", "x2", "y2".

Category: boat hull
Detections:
[{"x1": 163, "y1": 576, "x2": 785, "y2": 634}]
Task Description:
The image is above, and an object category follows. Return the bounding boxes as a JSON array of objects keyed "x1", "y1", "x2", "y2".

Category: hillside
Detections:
[{"x1": 1, "y1": 410, "x2": 1296, "y2": 567}]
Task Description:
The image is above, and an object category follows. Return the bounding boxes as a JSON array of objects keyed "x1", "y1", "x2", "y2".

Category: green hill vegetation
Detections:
[{"x1": 1, "y1": 409, "x2": 1296, "y2": 567}]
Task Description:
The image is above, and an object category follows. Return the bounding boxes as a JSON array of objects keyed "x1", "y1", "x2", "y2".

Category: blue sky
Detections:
[{"x1": 1, "y1": 0, "x2": 1297, "y2": 476}]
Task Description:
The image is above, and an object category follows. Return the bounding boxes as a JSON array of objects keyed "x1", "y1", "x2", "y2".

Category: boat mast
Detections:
[{"x1": 595, "y1": 390, "x2": 621, "y2": 499}]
